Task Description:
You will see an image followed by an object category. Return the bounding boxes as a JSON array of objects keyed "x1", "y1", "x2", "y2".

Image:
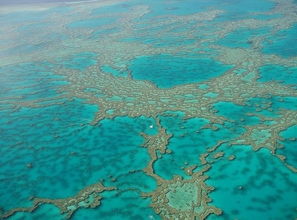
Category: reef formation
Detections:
[{"x1": 0, "y1": 0, "x2": 297, "y2": 219}]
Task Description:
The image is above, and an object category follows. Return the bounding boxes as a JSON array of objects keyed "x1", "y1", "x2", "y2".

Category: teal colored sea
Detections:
[{"x1": 0, "y1": 0, "x2": 297, "y2": 219}]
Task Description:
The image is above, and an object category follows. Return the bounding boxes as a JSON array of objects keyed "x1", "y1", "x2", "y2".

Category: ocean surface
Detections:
[{"x1": 0, "y1": 0, "x2": 297, "y2": 219}]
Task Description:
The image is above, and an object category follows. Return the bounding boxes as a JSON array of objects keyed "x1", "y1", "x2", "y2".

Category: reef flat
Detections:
[{"x1": 0, "y1": 0, "x2": 297, "y2": 219}]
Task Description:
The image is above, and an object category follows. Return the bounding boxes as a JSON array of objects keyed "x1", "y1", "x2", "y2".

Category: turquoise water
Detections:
[
  {"x1": 55, "y1": 52, "x2": 97, "y2": 70},
  {"x1": 0, "y1": 62, "x2": 66, "y2": 102},
  {"x1": 0, "y1": 11, "x2": 47, "y2": 23},
  {"x1": 0, "y1": 98, "x2": 157, "y2": 209},
  {"x1": 132, "y1": 0, "x2": 273, "y2": 20},
  {"x1": 132, "y1": 0, "x2": 210, "y2": 18},
  {"x1": 91, "y1": 3, "x2": 130, "y2": 15},
  {"x1": 154, "y1": 113, "x2": 245, "y2": 180},
  {"x1": 0, "y1": 42, "x2": 48, "y2": 56},
  {"x1": 122, "y1": 35, "x2": 195, "y2": 48},
  {"x1": 218, "y1": 0, "x2": 274, "y2": 15},
  {"x1": 247, "y1": 96, "x2": 297, "y2": 114},
  {"x1": 0, "y1": 60, "x2": 157, "y2": 212},
  {"x1": 218, "y1": 27, "x2": 271, "y2": 48},
  {"x1": 279, "y1": 125, "x2": 297, "y2": 168},
  {"x1": 0, "y1": 0, "x2": 297, "y2": 219},
  {"x1": 263, "y1": 24, "x2": 297, "y2": 58},
  {"x1": 213, "y1": 102, "x2": 260, "y2": 125},
  {"x1": 213, "y1": 0, "x2": 274, "y2": 21},
  {"x1": 10, "y1": 204, "x2": 63, "y2": 220},
  {"x1": 259, "y1": 64, "x2": 297, "y2": 87},
  {"x1": 206, "y1": 145, "x2": 297, "y2": 220},
  {"x1": 67, "y1": 17, "x2": 115, "y2": 29},
  {"x1": 130, "y1": 54, "x2": 231, "y2": 88},
  {"x1": 73, "y1": 190, "x2": 159, "y2": 220},
  {"x1": 90, "y1": 27, "x2": 120, "y2": 39}
]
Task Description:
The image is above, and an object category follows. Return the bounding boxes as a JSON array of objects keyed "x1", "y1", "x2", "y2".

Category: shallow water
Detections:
[{"x1": 0, "y1": 0, "x2": 297, "y2": 219}]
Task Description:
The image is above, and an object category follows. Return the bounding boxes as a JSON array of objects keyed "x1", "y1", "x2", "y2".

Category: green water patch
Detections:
[
  {"x1": 130, "y1": 54, "x2": 232, "y2": 88},
  {"x1": 263, "y1": 24, "x2": 297, "y2": 58},
  {"x1": 206, "y1": 145, "x2": 297, "y2": 220},
  {"x1": 218, "y1": 27, "x2": 271, "y2": 48},
  {"x1": 278, "y1": 125, "x2": 297, "y2": 168},
  {"x1": 153, "y1": 112, "x2": 245, "y2": 180},
  {"x1": 258, "y1": 64, "x2": 297, "y2": 87}
]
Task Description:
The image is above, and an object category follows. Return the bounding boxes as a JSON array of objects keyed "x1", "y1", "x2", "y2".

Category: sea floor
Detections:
[{"x1": 0, "y1": 0, "x2": 297, "y2": 219}]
